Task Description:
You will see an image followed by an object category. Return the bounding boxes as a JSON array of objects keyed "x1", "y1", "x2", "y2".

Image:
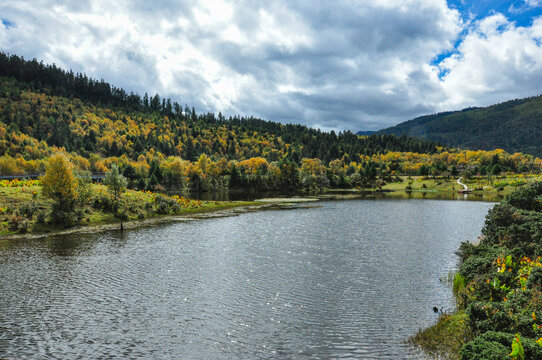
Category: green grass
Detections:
[
  {"x1": 380, "y1": 174, "x2": 542, "y2": 195},
  {"x1": 411, "y1": 311, "x2": 469, "y2": 360},
  {"x1": 0, "y1": 184, "x2": 261, "y2": 237},
  {"x1": 382, "y1": 176, "x2": 458, "y2": 192}
]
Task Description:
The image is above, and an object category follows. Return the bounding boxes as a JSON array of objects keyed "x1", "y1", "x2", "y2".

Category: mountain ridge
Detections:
[{"x1": 376, "y1": 96, "x2": 542, "y2": 156}]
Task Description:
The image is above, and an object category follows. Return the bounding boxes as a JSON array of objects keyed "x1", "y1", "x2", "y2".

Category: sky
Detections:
[{"x1": 1, "y1": 1, "x2": 542, "y2": 132}]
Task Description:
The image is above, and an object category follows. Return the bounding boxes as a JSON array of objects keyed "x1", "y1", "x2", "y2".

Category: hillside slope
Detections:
[
  {"x1": 0, "y1": 52, "x2": 440, "y2": 166},
  {"x1": 377, "y1": 96, "x2": 542, "y2": 156}
]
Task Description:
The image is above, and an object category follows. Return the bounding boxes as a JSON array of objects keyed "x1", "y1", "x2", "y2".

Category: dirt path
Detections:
[{"x1": 457, "y1": 177, "x2": 469, "y2": 191}]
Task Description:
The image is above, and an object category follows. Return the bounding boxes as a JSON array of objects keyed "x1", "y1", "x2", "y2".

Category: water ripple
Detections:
[{"x1": 0, "y1": 199, "x2": 494, "y2": 359}]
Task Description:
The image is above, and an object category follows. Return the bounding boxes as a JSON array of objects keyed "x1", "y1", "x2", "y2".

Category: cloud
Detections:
[
  {"x1": 525, "y1": 0, "x2": 542, "y2": 8},
  {"x1": 437, "y1": 14, "x2": 542, "y2": 110},
  {"x1": 0, "y1": 0, "x2": 541, "y2": 132}
]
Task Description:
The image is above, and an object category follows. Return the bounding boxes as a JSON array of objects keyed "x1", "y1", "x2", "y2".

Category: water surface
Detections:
[{"x1": 0, "y1": 199, "x2": 494, "y2": 359}]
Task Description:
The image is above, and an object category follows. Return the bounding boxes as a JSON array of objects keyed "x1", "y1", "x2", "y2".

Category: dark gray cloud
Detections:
[{"x1": 0, "y1": 0, "x2": 541, "y2": 132}]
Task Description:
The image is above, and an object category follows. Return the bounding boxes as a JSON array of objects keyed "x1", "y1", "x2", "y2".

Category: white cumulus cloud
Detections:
[
  {"x1": 437, "y1": 14, "x2": 542, "y2": 110},
  {"x1": 0, "y1": 0, "x2": 541, "y2": 131}
]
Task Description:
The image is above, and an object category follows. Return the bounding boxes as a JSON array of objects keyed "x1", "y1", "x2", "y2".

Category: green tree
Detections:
[
  {"x1": 103, "y1": 164, "x2": 128, "y2": 212},
  {"x1": 76, "y1": 171, "x2": 93, "y2": 207},
  {"x1": 450, "y1": 165, "x2": 459, "y2": 177}
]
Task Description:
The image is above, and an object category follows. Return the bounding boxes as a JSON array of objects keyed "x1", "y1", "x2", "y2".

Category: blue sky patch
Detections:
[
  {"x1": 432, "y1": 1, "x2": 542, "y2": 71},
  {"x1": 1, "y1": 19, "x2": 15, "y2": 28},
  {"x1": 448, "y1": 0, "x2": 542, "y2": 27}
]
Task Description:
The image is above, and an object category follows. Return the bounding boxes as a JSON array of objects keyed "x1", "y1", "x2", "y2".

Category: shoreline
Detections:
[
  {"x1": 0, "y1": 189, "x2": 504, "y2": 241},
  {"x1": 412, "y1": 181, "x2": 542, "y2": 359},
  {"x1": 0, "y1": 198, "x2": 321, "y2": 241}
]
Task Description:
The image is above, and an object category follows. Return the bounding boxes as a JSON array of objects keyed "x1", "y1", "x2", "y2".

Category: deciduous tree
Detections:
[
  {"x1": 103, "y1": 164, "x2": 128, "y2": 212},
  {"x1": 41, "y1": 153, "x2": 78, "y2": 225}
]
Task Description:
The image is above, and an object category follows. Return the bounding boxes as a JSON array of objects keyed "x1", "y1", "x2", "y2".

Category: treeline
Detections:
[
  {"x1": 0, "y1": 52, "x2": 439, "y2": 165},
  {"x1": 0, "y1": 53, "x2": 541, "y2": 194},
  {"x1": 454, "y1": 182, "x2": 542, "y2": 359}
]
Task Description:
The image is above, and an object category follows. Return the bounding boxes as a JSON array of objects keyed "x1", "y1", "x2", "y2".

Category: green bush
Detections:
[
  {"x1": 451, "y1": 183, "x2": 542, "y2": 359},
  {"x1": 92, "y1": 195, "x2": 113, "y2": 212},
  {"x1": 7, "y1": 214, "x2": 24, "y2": 230},
  {"x1": 527, "y1": 267, "x2": 542, "y2": 291},
  {"x1": 115, "y1": 209, "x2": 129, "y2": 221},
  {"x1": 50, "y1": 202, "x2": 78, "y2": 227},
  {"x1": 462, "y1": 331, "x2": 542, "y2": 360},
  {"x1": 35, "y1": 210, "x2": 47, "y2": 224},
  {"x1": 144, "y1": 201, "x2": 153, "y2": 211},
  {"x1": 505, "y1": 181, "x2": 542, "y2": 211},
  {"x1": 466, "y1": 302, "x2": 514, "y2": 336},
  {"x1": 461, "y1": 339, "x2": 508, "y2": 360},
  {"x1": 154, "y1": 194, "x2": 180, "y2": 215},
  {"x1": 17, "y1": 201, "x2": 38, "y2": 219},
  {"x1": 8, "y1": 214, "x2": 29, "y2": 233},
  {"x1": 460, "y1": 255, "x2": 496, "y2": 283}
]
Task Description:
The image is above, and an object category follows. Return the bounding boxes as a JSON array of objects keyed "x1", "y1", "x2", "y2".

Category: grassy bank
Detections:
[
  {"x1": 380, "y1": 175, "x2": 542, "y2": 196},
  {"x1": 414, "y1": 182, "x2": 542, "y2": 359},
  {"x1": 323, "y1": 175, "x2": 542, "y2": 202},
  {"x1": 411, "y1": 311, "x2": 468, "y2": 360},
  {"x1": 0, "y1": 181, "x2": 260, "y2": 237}
]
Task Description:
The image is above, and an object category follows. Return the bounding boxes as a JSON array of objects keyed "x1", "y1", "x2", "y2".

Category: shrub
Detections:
[
  {"x1": 154, "y1": 194, "x2": 180, "y2": 214},
  {"x1": 156, "y1": 201, "x2": 169, "y2": 214},
  {"x1": 460, "y1": 338, "x2": 508, "y2": 360},
  {"x1": 527, "y1": 267, "x2": 542, "y2": 291},
  {"x1": 7, "y1": 214, "x2": 24, "y2": 231},
  {"x1": 17, "y1": 219, "x2": 29, "y2": 233},
  {"x1": 36, "y1": 210, "x2": 47, "y2": 224},
  {"x1": 505, "y1": 181, "x2": 542, "y2": 211},
  {"x1": 6, "y1": 215, "x2": 29, "y2": 233},
  {"x1": 92, "y1": 195, "x2": 113, "y2": 212},
  {"x1": 460, "y1": 254, "x2": 496, "y2": 283},
  {"x1": 50, "y1": 202, "x2": 78, "y2": 227},
  {"x1": 451, "y1": 182, "x2": 542, "y2": 360},
  {"x1": 482, "y1": 204, "x2": 516, "y2": 244},
  {"x1": 115, "y1": 209, "x2": 129, "y2": 221},
  {"x1": 17, "y1": 201, "x2": 38, "y2": 218},
  {"x1": 461, "y1": 332, "x2": 542, "y2": 360},
  {"x1": 74, "y1": 208, "x2": 85, "y2": 222},
  {"x1": 466, "y1": 302, "x2": 514, "y2": 336},
  {"x1": 466, "y1": 294, "x2": 538, "y2": 338}
]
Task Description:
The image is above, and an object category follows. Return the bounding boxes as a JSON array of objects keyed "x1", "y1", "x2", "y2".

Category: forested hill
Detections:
[
  {"x1": 377, "y1": 96, "x2": 542, "y2": 156},
  {"x1": 1, "y1": 53, "x2": 541, "y2": 194},
  {"x1": 0, "y1": 53, "x2": 442, "y2": 163},
  {"x1": 0, "y1": 52, "x2": 439, "y2": 166}
]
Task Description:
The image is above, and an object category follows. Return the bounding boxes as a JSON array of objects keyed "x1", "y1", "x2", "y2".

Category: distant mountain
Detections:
[
  {"x1": 377, "y1": 96, "x2": 542, "y2": 157},
  {"x1": 356, "y1": 130, "x2": 377, "y2": 136}
]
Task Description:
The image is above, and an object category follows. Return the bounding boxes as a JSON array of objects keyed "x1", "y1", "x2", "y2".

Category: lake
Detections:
[{"x1": 0, "y1": 199, "x2": 494, "y2": 359}]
